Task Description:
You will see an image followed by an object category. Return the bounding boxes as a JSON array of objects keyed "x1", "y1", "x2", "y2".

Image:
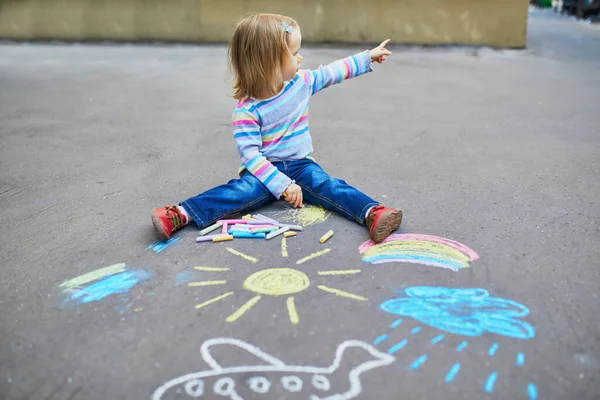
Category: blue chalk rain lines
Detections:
[
  {"x1": 149, "y1": 237, "x2": 180, "y2": 253},
  {"x1": 372, "y1": 286, "x2": 538, "y2": 398}
]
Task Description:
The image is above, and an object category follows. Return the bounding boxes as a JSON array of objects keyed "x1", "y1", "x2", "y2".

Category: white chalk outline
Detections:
[{"x1": 151, "y1": 338, "x2": 395, "y2": 400}]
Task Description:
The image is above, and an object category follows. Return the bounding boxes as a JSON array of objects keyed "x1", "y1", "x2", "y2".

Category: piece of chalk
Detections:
[
  {"x1": 221, "y1": 223, "x2": 228, "y2": 234},
  {"x1": 198, "y1": 222, "x2": 223, "y2": 236},
  {"x1": 253, "y1": 214, "x2": 279, "y2": 223},
  {"x1": 266, "y1": 226, "x2": 290, "y2": 240},
  {"x1": 196, "y1": 234, "x2": 220, "y2": 243},
  {"x1": 276, "y1": 223, "x2": 303, "y2": 232},
  {"x1": 283, "y1": 231, "x2": 297, "y2": 238},
  {"x1": 232, "y1": 224, "x2": 252, "y2": 230},
  {"x1": 227, "y1": 228, "x2": 251, "y2": 234},
  {"x1": 217, "y1": 219, "x2": 249, "y2": 224},
  {"x1": 212, "y1": 234, "x2": 234, "y2": 242},
  {"x1": 248, "y1": 224, "x2": 276, "y2": 230},
  {"x1": 248, "y1": 224, "x2": 275, "y2": 229},
  {"x1": 319, "y1": 230, "x2": 334, "y2": 243},
  {"x1": 242, "y1": 214, "x2": 255, "y2": 220},
  {"x1": 249, "y1": 227, "x2": 278, "y2": 233},
  {"x1": 232, "y1": 231, "x2": 267, "y2": 239},
  {"x1": 246, "y1": 220, "x2": 277, "y2": 225}
]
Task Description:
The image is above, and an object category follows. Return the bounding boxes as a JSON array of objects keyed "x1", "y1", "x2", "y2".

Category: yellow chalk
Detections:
[
  {"x1": 319, "y1": 230, "x2": 334, "y2": 243},
  {"x1": 242, "y1": 214, "x2": 256, "y2": 220},
  {"x1": 212, "y1": 234, "x2": 234, "y2": 242},
  {"x1": 283, "y1": 231, "x2": 297, "y2": 238}
]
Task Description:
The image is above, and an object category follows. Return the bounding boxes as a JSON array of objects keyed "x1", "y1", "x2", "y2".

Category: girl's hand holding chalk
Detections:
[{"x1": 283, "y1": 182, "x2": 303, "y2": 208}]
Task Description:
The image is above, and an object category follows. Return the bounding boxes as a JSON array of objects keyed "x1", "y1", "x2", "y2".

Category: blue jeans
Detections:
[{"x1": 180, "y1": 159, "x2": 379, "y2": 229}]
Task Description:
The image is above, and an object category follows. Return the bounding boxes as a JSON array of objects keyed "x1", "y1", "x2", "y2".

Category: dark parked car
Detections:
[{"x1": 560, "y1": 0, "x2": 600, "y2": 18}]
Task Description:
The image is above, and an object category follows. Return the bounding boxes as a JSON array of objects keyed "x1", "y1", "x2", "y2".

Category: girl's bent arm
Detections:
[{"x1": 233, "y1": 109, "x2": 293, "y2": 199}]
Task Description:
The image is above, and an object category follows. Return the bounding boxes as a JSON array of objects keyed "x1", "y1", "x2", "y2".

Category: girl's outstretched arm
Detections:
[{"x1": 299, "y1": 39, "x2": 391, "y2": 95}]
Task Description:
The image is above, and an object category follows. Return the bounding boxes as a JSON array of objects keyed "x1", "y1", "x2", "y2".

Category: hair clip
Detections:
[{"x1": 280, "y1": 21, "x2": 292, "y2": 34}]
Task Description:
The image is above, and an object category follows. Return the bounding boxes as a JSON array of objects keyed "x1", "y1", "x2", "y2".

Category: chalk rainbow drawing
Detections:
[
  {"x1": 189, "y1": 248, "x2": 367, "y2": 325},
  {"x1": 59, "y1": 263, "x2": 150, "y2": 304},
  {"x1": 359, "y1": 234, "x2": 479, "y2": 271},
  {"x1": 152, "y1": 338, "x2": 394, "y2": 400},
  {"x1": 380, "y1": 286, "x2": 535, "y2": 339}
]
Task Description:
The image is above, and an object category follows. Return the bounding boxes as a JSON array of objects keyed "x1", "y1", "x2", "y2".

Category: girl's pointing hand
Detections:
[{"x1": 370, "y1": 39, "x2": 392, "y2": 64}]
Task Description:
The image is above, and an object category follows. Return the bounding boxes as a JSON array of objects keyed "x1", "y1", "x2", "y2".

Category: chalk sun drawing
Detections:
[
  {"x1": 59, "y1": 263, "x2": 151, "y2": 304},
  {"x1": 275, "y1": 205, "x2": 331, "y2": 227},
  {"x1": 151, "y1": 338, "x2": 394, "y2": 400},
  {"x1": 190, "y1": 248, "x2": 366, "y2": 325},
  {"x1": 380, "y1": 286, "x2": 535, "y2": 339},
  {"x1": 358, "y1": 234, "x2": 479, "y2": 271}
]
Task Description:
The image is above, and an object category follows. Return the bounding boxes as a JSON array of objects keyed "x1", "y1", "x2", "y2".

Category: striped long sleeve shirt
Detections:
[{"x1": 232, "y1": 50, "x2": 373, "y2": 199}]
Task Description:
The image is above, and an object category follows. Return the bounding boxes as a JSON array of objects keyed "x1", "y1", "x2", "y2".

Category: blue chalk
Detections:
[
  {"x1": 373, "y1": 334, "x2": 388, "y2": 345},
  {"x1": 231, "y1": 231, "x2": 267, "y2": 239}
]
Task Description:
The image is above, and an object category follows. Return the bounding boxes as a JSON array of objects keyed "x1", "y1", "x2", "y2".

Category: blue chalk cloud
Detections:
[
  {"x1": 380, "y1": 286, "x2": 535, "y2": 339},
  {"x1": 70, "y1": 270, "x2": 151, "y2": 304}
]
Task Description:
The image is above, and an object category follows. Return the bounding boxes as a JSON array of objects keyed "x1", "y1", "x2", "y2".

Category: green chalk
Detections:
[{"x1": 199, "y1": 221, "x2": 223, "y2": 236}]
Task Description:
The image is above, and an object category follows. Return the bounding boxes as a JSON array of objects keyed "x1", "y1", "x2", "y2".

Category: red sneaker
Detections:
[
  {"x1": 151, "y1": 206, "x2": 187, "y2": 241},
  {"x1": 366, "y1": 205, "x2": 403, "y2": 243}
]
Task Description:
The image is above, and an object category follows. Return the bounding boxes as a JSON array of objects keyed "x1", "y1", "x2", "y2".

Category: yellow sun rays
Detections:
[{"x1": 189, "y1": 247, "x2": 366, "y2": 325}]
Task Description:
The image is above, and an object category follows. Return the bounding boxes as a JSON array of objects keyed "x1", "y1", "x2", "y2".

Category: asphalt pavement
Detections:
[{"x1": 1, "y1": 8, "x2": 599, "y2": 400}]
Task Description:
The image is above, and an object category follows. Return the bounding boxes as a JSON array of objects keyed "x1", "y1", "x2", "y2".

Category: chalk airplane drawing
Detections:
[{"x1": 152, "y1": 338, "x2": 394, "y2": 400}]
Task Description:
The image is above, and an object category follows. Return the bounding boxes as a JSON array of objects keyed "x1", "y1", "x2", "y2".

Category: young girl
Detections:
[{"x1": 152, "y1": 13, "x2": 402, "y2": 244}]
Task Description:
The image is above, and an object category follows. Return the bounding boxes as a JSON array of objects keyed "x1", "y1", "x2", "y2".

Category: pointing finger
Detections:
[{"x1": 380, "y1": 39, "x2": 391, "y2": 48}]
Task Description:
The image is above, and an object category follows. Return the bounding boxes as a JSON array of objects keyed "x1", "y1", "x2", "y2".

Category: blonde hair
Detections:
[{"x1": 229, "y1": 13, "x2": 297, "y2": 100}]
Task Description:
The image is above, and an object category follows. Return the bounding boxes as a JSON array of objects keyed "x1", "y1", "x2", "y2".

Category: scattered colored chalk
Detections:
[
  {"x1": 266, "y1": 226, "x2": 290, "y2": 240},
  {"x1": 196, "y1": 235, "x2": 220, "y2": 243},
  {"x1": 232, "y1": 231, "x2": 267, "y2": 239},
  {"x1": 319, "y1": 230, "x2": 334, "y2": 243},
  {"x1": 212, "y1": 234, "x2": 234, "y2": 242},
  {"x1": 198, "y1": 222, "x2": 223, "y2": 236},
  {"x1": 283, "y1": 231, "x2": 297, "y2": 238}
]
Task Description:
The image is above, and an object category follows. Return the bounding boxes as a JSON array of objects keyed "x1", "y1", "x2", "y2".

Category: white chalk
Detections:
[
  {"x1": 276, "y1": 223, "x2": 303, "y2": 231},
  {"x1": 253, "y1": 214, "x2": 280, "y2": 224},
  {"x1": 266, "y1": 226, "x2": 290, "y2": 240}
]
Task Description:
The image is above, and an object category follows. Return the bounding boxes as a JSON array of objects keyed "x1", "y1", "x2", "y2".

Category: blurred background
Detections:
[{"x1": 0, "y1": 0, "x2": 533, "y2": 48}]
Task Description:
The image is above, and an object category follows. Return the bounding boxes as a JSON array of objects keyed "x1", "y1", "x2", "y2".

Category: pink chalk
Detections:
[
  {"x1": 249, "y1": 224, "x2": 276, "y2": 230},
  {"x1": 217, "y1": 219, "x2": 248, "y2": 224},
  {"x1": 221, "y1": 223, "x2": 228, "y2": 234}
]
